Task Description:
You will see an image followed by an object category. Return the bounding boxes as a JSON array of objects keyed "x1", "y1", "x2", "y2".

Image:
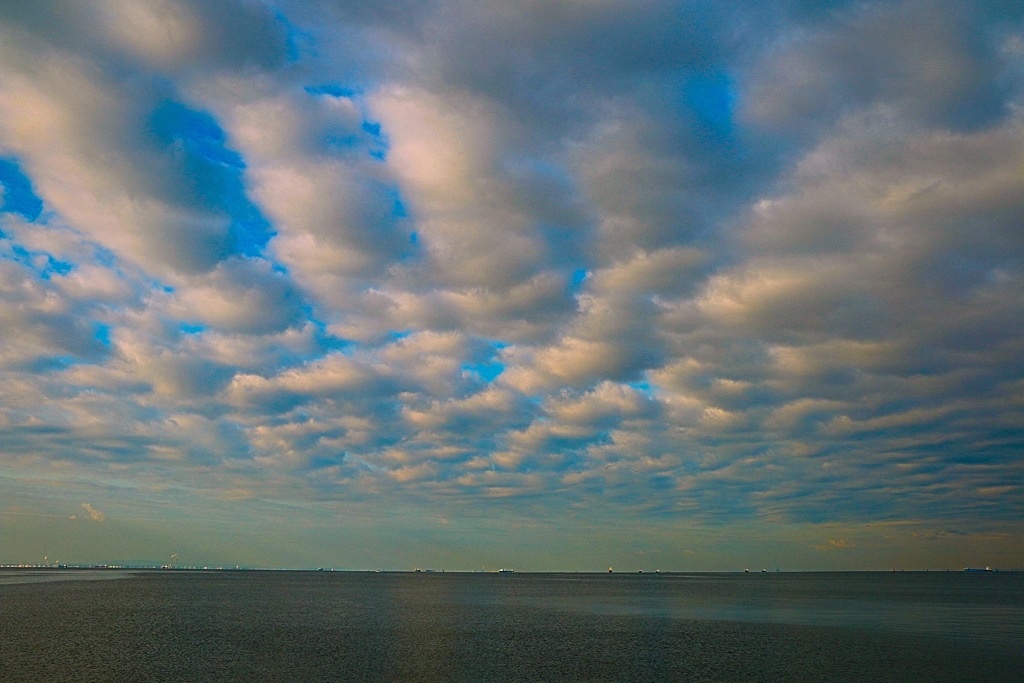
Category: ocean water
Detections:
[{"x1": 0, "y1": 570, "x2": 1020, "y2": 682}]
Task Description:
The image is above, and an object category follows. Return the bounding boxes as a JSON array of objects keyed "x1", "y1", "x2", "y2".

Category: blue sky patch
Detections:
[
  {"x1": 7, "y1": 244, "x2": 73, "y2": 279},
  {"x1": 0, "y1": 158, "x2": 43, "y2": 221},
  {"x1": 94, "y1": 323, "x2": 112, "y2": 346},
  {"x1": 683, "y1": 70, "x2": 737, "y2": 144},
  {"x1": 462, "y1": 360, "x2": 505, "y2": 383},
  {"x1": 148, "y1": 100, "x2": 272, "y2": 257}
]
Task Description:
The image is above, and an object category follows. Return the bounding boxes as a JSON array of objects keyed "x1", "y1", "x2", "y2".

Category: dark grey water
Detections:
[{"x1": 1, "y1": 570, "x2": 1021, "y2": 682}]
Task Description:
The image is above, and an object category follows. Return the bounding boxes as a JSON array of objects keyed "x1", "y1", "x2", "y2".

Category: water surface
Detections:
[{"x1": 1, "y1": 570, "x2": 1020, "y2": 681}]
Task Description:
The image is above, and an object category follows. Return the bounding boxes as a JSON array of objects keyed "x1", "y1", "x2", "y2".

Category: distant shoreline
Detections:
[{"x1": 2, "y1": 566, "x2": 1019, "y2": 577}]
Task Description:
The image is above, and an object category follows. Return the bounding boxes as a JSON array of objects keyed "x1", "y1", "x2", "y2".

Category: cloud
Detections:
[
  {"x1": 70, "y1": 502, "x2": 105, "y2": 523},
  {"x1": 0, "y1": 1, "x2": 286, "y2": 277},
  {"x1": 166, "y1": 257, "x2": 306, "y2": 335},
  {"x1": 0, "y1": 0, "x2": 1022, "y2": 569},
  {"x1": 0, "y1": 237, "x2": 113, "y2": 371},
  {"x1": 96, "y1": 0, "x2": 288, "y2": 73},
  {"x1": 370, "y1": 85, "x2": 575, "y2": 290},
  {"x1": 741, "y1": 1, "x2": 1014, "y2": 134},
  {"x1": 0, "y1": 51, "x2": 224, "y2": 275}
]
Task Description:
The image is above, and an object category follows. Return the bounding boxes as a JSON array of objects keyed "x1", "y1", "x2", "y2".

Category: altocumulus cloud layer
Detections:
[{"x1": 1, "y1": 0, "x2": 1022, "y2": 570}]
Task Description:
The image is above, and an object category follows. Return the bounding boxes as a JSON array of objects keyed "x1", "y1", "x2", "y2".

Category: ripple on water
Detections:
[{"x1": 0, "y1": 571, "x2": 1021, "y2": 682}]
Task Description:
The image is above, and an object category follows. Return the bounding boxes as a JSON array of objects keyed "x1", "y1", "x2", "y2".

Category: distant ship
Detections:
[{"x1": 963, "y1": 566, "x2": 996, "y2": 572}]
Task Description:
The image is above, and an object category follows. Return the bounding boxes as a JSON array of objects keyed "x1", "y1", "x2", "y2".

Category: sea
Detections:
[{"x1": 0, "y1": 569, "x2": 1020, "y2": 682}]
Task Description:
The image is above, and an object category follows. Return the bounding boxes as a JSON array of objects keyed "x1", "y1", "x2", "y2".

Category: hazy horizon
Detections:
[
  {"x1": 1, "y1": 0, "x2": 1022, "y2": 572},
  {"x1": 6, "y1": 561, "x2": 1015, "y2": 573}
]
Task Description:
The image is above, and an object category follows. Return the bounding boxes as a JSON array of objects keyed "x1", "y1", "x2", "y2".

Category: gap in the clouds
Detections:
[
  {"x1": 569, "y1": 268, "x2": 590, "y2": 295},
  {"x1": 361, "y1": 120, "x2": 389, "y2": 161},
  {"x1": 0, "y1": 158, "x2": 44, "y2": 221},
  {"x1": 8, "y1": 244, "x2": 73, "y2": 280},
  {"x1": 294, "y1": 324, "x2": 350, "y2": 359},
  {"x1": 460, "y1": 339, "x2": 511, "y2": 385},
  {"x1": 626, "y1": 378, "x2": 654, "y2": 395},
  {"x1": 305, "y1": 84, "x2": 390, "y2": 161},
  {"x1": 390, "y1": 188, "x2": 422, "y2": 261},
  {"x1": 150, "y1": 102, "x2": 243, "y2": 169},
  {"x1": 94, "y1": 323, "x2": 112, "y2": 347},
  {"x1": 682, "y1": 69, "x2": 737, "y2": 147},
  {"x1": 387, "y1": 187, "x2": 409, "y2": 219},
  {"x1": 147, "y1": 100, "x2": 273, "y2": 258},
  {"x1": 462, "y1": 361, "x2": 505, "y2": 383}
]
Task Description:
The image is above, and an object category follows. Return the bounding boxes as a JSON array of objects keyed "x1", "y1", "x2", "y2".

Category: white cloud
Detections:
[{"x1": 70, "y1": 502, "x2": 105, "y2": 522}]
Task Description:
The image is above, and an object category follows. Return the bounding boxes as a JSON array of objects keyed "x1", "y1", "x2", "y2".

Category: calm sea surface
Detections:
[{"x1": 1, "y1": 570, "x2": 1020, "y2": 681}]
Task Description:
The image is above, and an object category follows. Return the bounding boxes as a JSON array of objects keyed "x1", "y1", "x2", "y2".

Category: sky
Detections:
[{"x1": 1, "y1": 0, "x2": 1022, "y2": 571}]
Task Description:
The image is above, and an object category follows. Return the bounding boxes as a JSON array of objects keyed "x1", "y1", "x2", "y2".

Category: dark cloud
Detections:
[
  {"x1": 168, "y1": 257, "x2": 306, "y2": 334},
  {"x1": 741, "y1": 0, "x2": 1016, "y2": 134},
  {"x1": 0, "y1": 0, "x2": 288, "y2": 73}
]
